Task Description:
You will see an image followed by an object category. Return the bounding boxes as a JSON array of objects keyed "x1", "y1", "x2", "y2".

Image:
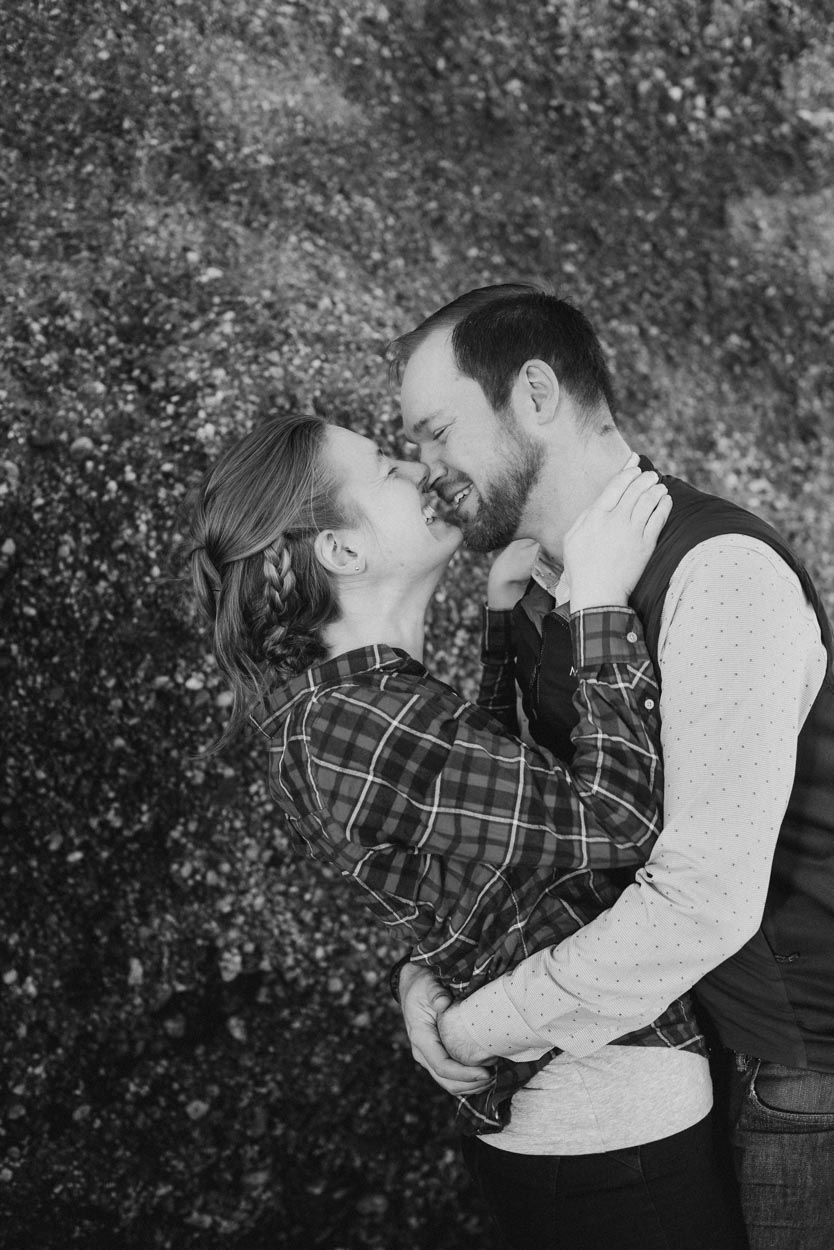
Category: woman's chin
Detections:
[
  {"x1": 424, "y1": 533, "x2": 461, "y2": 581},
  {"x1": 428, "y1": 518, "x2": 463, "y2": 548}
]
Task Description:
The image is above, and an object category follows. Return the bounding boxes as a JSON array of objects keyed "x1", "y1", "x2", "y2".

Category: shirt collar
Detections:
[
  {"x1": 531, "y1": 549, "x2": 570, "y2": 605},
  {"x1": 251, "y1": 644, "x2": 427, "y2": 735}
]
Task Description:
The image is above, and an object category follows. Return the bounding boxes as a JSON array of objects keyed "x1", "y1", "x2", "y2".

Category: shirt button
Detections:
[
  {"x1": 626, "y1": 630, "x2": 638, "y2": 643},
  {"x1": 644, "y1": 698, "x2": 655, "y2": 710}
]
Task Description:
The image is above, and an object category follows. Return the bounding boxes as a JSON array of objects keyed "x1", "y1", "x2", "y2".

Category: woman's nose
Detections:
[{"x1": 398, "y1": 459, "x2": 430, "y2": 489}]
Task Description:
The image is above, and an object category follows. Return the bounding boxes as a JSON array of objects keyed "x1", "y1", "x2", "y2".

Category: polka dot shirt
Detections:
[{"x1": 454, "y1": 535, "x2": 828, "y2": 1061}]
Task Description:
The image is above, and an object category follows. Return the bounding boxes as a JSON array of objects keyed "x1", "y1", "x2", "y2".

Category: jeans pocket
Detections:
[{"x1": 747, "y1": 1062, "x2": 834, "y2": 1130}]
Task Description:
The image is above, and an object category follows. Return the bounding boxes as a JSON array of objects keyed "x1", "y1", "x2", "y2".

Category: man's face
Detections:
[{"x1": 399, "y1": 330, "x2": 544, "y2": 552}]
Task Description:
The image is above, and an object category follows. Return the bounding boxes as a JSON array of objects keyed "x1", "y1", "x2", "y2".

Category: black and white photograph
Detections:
[{"x1": 2, "y1": 2, "x2": 834, "y2": 1247}]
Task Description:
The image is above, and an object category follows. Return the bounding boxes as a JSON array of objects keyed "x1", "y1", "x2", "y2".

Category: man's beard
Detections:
[{"x1": 462, "y1": 434, "x2": 545, "y2": 553}]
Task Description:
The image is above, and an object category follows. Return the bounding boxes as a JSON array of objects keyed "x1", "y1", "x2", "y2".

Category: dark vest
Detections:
[{"x1": 512, "y1": 462, "x2": 834, "y2": 1070}]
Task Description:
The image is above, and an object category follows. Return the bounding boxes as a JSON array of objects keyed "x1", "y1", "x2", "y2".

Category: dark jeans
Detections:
[
  {"x1": 721, "y1": 1053, "x2": 834, "y2": 1250},
  {"x1": 461, "y1": 1113, "x2": 747, "y2": 1249}
]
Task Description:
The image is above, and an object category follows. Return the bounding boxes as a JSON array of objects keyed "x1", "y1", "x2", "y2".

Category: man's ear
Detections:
[
  {"x1": 313, "y1": 529, "x2": 365, "y2": 576},
  {"x1": 514, "y1": 359, "x2": 560, "y2": 427}
]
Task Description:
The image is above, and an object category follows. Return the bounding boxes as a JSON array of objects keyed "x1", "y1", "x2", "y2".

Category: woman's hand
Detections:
[
  {"x1": 487, "y1": 538, "x2": 540, "y2": 610},
  {"x1": 564, "y1": 456, "x2": 672, "y2": 611}
]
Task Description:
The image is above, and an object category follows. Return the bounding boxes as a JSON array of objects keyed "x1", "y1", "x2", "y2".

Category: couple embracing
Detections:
[{"x1": 189, "y1": 284, "x2": 834, "y2": 1250}]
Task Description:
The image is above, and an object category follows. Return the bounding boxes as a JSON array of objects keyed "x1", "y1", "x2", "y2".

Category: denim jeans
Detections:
[
  {"x1": 461, "y1": 1114, "x2": 747, "y2": 1249},
  {"x1": 724, "y1": 1054, "x2": 834, "y2": 1250}
]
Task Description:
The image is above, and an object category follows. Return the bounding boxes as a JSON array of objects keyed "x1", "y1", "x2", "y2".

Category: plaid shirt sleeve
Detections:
[
  {"x1": 477, "y1": 605, "x2": 519, "y2": 732},
  {"x1": 302, "y1": 607, "x2": 662, "y2": 874}
]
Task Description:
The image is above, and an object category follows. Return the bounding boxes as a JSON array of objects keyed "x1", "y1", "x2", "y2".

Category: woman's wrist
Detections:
[
  {"x1": 568, "y1": 583, "x2": 629, "y2": 612},
  {"x1": 486, "y1": 581, "x2": 527, "y2": 610}
]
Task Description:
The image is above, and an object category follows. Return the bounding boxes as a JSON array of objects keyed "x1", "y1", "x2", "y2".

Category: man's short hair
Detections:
[{"x1": 388, "y1": 282, "x2": 617, "y2": 419}]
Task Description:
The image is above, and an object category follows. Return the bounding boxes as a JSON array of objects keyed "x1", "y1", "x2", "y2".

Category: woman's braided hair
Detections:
[{"x1": 186, "y1": 412, "x2": 355, "y2": 749}]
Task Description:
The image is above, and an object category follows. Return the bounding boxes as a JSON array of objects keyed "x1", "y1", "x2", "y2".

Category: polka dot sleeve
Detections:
[{"x1": 452, "y1": 536, "x2": 828, "y2": 1059}]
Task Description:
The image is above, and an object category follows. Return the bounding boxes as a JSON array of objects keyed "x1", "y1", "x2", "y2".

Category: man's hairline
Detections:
[{"x1": 398, "y1": 323, "x2": 617, "y2": 443}]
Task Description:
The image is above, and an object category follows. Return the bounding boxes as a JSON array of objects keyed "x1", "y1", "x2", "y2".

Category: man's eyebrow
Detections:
[{"x1": 408, "y1": 412, "x2": 444, "y2": 438}]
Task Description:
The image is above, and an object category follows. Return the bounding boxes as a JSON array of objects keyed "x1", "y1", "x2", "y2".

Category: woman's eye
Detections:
[
  {"x1": 387, "y1": 466, "x2": 399, "y2": 478},
  {"x1": 432, "y1": 427, "x2": 447, "y2": 442}
]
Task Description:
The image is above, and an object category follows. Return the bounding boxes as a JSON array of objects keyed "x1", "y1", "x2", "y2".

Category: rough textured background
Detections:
[{"x1": 2, "y1": 1, "x2": 833, "y2": 1246}]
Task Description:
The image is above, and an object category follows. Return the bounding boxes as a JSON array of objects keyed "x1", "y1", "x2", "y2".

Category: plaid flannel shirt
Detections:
[{"x1": 253, "y1": 608, "x2": 704, "y2": 1134}]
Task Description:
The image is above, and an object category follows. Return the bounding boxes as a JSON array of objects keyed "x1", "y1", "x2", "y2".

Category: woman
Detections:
[{"x1": 187, "y1": 412, "x2": 743, "y2": 1248}]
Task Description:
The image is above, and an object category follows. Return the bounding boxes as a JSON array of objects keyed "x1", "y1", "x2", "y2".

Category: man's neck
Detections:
[{"x1": 532, "y1": 434, "x2": 634, "y2": 561}]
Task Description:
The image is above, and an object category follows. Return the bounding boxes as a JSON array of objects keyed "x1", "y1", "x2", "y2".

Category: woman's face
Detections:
[{"x1": 325, "y1": 425, "x2": 462, "y2": 578}]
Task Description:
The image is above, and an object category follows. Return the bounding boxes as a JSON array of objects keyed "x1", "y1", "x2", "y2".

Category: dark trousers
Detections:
[{"x1": 461, "y1": 1113, "x2": 748, "y2": 1250}]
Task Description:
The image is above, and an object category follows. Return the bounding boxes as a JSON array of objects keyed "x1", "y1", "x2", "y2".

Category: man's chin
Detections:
[{"x1": 462, "y1": 520, "x2": 516, "y2": 554}]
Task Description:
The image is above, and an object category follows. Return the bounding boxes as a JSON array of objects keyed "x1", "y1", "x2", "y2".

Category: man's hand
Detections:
[{"x1": 399, "y1": 964, "x2": 495, "y2": 1095}]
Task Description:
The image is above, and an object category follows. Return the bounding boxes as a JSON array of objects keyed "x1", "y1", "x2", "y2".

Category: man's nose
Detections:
[
  {"x1": 397, "y1": 459, "x2": 430, "y2": 490},
  {"x1": 416, "y1": 447, "x2": 445, "y2": 490}
]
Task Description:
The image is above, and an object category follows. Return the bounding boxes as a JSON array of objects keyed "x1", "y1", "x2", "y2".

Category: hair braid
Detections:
[
  {"x1": 260, "y1": 533, "x2": 328, "y2": 675},
  {"x1": 185, "y1": 412, "x2": 352, "y2": 749},
  {"x1": 263, "y1": 536, "x2": 295, "y2": 623}
]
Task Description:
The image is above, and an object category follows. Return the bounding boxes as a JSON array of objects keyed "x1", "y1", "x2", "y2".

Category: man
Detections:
[{"x1": 391, "y1": 283, "x2": 834, "y2": 1250}]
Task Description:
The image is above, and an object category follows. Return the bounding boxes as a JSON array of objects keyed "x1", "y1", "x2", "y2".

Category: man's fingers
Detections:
[
  {"x1": 398, "y1": 967, "x2": 495, "y2": 1094},
  {"x1": 437, "y1": 1078, "x2": 496, "y2": 1096},
  {"x1": 415, "y1": 1048, "x2": 493, "y2": 1083},
  {"x1": 421, "y1": 1075, "x2": 495, "y2": 1096},
  {"x1": 412, "y1": 1031, "x2": 492, "y2": 1082},
  {"x1": 411, "y1": 1035, "x2": 494, "y2": 1094}
]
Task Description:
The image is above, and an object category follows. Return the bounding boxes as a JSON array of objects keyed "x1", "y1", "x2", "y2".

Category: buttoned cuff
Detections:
[{"x1": 569, "y1": 607, "x2": 646, "y2": 670}]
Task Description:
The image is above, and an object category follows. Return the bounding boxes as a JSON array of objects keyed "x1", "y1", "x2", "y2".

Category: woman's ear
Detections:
[{"x1": 314, "y1": 529, "x2": 365, "y2": 576}]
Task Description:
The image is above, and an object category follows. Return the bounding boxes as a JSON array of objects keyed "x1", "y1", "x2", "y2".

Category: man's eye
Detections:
[
  {"x1": 432, "y1": 426, "x2": 447, "y2": 442},
  {"x1": 387, "y1": 465, "x2": 399, "y2": 477}
]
